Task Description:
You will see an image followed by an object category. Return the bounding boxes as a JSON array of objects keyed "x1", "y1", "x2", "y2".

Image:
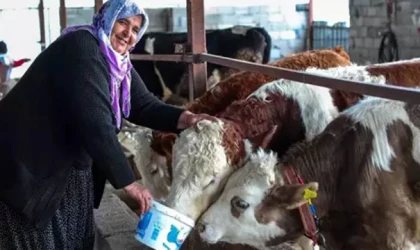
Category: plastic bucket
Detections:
[{"x1": 135, "y1": 200, "x2": 195, "y2": 250}]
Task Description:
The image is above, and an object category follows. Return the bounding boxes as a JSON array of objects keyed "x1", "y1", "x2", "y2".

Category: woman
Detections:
[{"x1": 0, "y1": 0, "x2": 215, "y2": 249}]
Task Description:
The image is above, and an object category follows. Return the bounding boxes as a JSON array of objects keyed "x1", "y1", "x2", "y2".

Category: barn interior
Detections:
[{"x1": 1, "y1": 0, "x2": 420, "y2": 249}]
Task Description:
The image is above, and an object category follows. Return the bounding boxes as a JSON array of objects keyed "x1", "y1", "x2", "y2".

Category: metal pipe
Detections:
[
  {"x1": 199, "y1": 53, "x2": 420, "y2": 104},
  {"x1": 128, "y1": 51, "x2": 420, "y2": 104},
  {"x1": 130, "y1": 54, "x2": 193, "y2": 63}
]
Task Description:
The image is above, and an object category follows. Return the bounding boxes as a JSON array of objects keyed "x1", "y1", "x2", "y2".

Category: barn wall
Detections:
[
  {"x1": 66, "y1": 7, "x2": 173, "y2": 32},
  {"x1": 65, "y1": 4, "x2": 310, "y2": 62},
  {"x1": 171, "y1": 4, "x2": 309, "y2": 61},
  {"x1": 349, "y1": 0, "x2": 420, "y2": 64}
]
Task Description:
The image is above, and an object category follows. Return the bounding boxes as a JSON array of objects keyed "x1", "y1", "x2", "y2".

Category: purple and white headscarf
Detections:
[{"x1": 61, "y1": 0, "x2": 149, "y2": 129}]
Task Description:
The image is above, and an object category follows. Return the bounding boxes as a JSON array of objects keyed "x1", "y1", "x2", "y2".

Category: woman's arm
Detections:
[{"x1": 126, "y1": 68, "x2": 185, "y2": 133}]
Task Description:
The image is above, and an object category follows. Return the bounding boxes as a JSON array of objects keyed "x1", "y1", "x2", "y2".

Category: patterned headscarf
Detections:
[{"x1": 61, "y1": 0, "x2": 149, "y2": 129}]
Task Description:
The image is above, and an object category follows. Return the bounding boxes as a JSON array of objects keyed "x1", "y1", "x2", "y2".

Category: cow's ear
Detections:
[
  {"x1": 265, "y1": 182, "x2": 319, "y2": 210},
  {"x1": 247, "y1": 125, "x2": 278, "y2": 150},
  {"x1": 151, "y1": 132, "x2": 176, "y2": 157},
  {"x1": 161, "y1": 133, "x2": 177, "y2": 157}
]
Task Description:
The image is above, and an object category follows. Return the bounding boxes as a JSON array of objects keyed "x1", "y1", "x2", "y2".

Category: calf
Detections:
[
  {"x1": 331, "y1": 57, "x2": 420, "y2": 111},
  {"x1": 135, "y1": 47, "x2": 351, "y2": 199},
  {"x1": 164, "y1": 64, "x2": 388, "y2": 221},
  {"x1": 135, "y1": 128, "x2": 172, "y2": 200},
  {"x1": 185, "y1": 46, "x2": 351, "y2": 115},
  {"x1": 198, "y1": 96, "x2": 420, "y2": 250}
]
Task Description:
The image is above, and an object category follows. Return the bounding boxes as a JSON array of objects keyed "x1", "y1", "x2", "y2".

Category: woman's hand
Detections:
[
  {"x1": 176, "y1": 110, "x2": 219, "y2": 130},
  {"x1": 124, "y1": 182, "x2": 153, "y2": 215}
]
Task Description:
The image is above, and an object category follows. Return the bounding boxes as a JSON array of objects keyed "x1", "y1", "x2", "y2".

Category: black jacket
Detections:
[{"x1": 0, "y1": 30, "x2": 184, "y2": 230}]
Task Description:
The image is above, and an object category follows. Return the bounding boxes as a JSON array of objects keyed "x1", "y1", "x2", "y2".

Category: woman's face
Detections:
[{"x1": 110, "y1": 15, "x2": 142, "y2": 55}]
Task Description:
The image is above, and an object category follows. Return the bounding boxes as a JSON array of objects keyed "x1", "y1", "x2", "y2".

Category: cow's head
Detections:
[
  {"x1": 134, "y1": 128, "x2": 174, "y2": 200},
  {"x1": 197, "y1": 149, "x2": 318, "y2": 249},
  {"x1": 164, "y1": 119, "x2": 276, "y2": 221}
]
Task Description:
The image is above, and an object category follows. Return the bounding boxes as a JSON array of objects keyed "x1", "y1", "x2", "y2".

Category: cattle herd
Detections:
[
  {"x1": 118, "y1": 27, "x2": 420, "y2": 250},
  {"x1": 131, "y1": 26, "x2": 272, "y2": 105}
]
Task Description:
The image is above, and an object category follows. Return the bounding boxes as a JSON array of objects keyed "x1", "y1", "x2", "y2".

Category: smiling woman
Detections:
[
  {"x1": 0, "y1": 0, "x2": 217, "y2": 249},
  {"x1": 111, "y1": 16, "x2": 142, "y2": 54}
]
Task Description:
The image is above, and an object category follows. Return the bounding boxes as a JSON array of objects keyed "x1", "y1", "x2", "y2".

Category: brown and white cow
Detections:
[
  {"x1": 164, "y1": 64, "x2": 390, "y2": 221},
  {"x1": 134, "y1": 47, "x2": 352, "y2": 199},
  {"x1": 198, "y1": 96, "x2": 420, "y2": 250},
  {"x1": 184, "y1": 46, "x2": 351, "y2": 115}
]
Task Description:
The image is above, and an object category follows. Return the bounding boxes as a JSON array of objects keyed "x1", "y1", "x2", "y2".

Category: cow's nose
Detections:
[{"x1": 197, "y1": 222, "x2": 206, "y2": 233}]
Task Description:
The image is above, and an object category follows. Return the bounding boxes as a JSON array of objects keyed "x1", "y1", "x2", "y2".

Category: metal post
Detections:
[
  {"x1": 37, "y1": 0, "x2": 46, "y2": 51},
  {"x1": 186, "y1": 0, "x2": 207, "y2": 101},
  {"x1": 59, "y1": 0, "x2": 67, "y2": 32}
]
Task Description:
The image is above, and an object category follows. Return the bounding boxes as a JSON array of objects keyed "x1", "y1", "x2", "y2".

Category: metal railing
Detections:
[
  {"x1": 310, "y1": 22, "x2": 349, "y2": 52},
  {"x1": 131, "y1": 52, "x2": 420, "y2": 104},
  {"x1": 129, "y1": 0, "x2": 420, "y2": 104}
]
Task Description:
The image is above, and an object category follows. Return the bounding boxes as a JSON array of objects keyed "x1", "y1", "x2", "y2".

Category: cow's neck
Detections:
[
  {"x1": 280, "y1": 150, "x2": 336, "y2": 216},
  {"x1": 276, "y1": 115, "x2": 377, "y2": 249},
  {"x1": 278, "y1": 133, "x2": 348, "y2": 229},
  {"x1": 220, "y1": 119, "x2": 247, "y2": 167},
  {"x1": 264, "y1": 94, "x2": 307, "y2": 156},
  {"x1": 218, "y1": 93, "x2": 285, "y2": 138},
  {"x1": 276, "y1": 149, "x2": 342, "y2": 249},
  {"x1": 329, "y1": 89, "x2": 364, "y2": 112},
  {"x1": 221, "y1": 91, "x2": 309, "y2": 161}
]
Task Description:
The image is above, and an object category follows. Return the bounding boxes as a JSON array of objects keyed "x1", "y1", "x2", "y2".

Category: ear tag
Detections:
[{"x1": 303, "y1": 188, "x2": 317, "y2": 204}]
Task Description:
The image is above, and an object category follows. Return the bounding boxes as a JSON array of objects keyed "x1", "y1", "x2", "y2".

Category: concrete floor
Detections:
[{"x1": 94, "y1": 225, "x2": 112, "y2": 250}]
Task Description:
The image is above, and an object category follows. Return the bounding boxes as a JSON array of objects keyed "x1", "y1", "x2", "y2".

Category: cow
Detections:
[
  {"x1": 164, "y1": 64, "x2": 388, "y2": 222},
  {"x1": 197, "y1": 96, "x2": 420, "y2": 250},
  {"x1": 184, "y1": 46, "x2": 351, "y2": 115},
  {"x1": 131, "y1": 25, "x2": 272, "y2": 102},
  {"x1": 134, "y1": 46, "x2": 352, "y2": 200},
  {"x1": 331, "y1": 58, "x2": 420, "y2": 111}
]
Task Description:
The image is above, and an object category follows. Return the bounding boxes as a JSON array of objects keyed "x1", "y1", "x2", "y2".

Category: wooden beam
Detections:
[
  {"x1": 308, "y1": 0, "x2": 314, "y2": 50},
  {"x1": 186, "y1": 0, "x2": 207, "y2": 101},
  {"x1": 95, "y1": 0, "x2": 104, "y2": 13},
  {"x1": 37, "y1": 0, "x2": 46, "y2": 51},
  {"x1": 59, "y1": 0, "x2": 67, "y2": 32}
]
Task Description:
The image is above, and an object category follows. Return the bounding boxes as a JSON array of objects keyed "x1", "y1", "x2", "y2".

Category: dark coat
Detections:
[{"x1": 0, "y1": 30, "x2": 184, "y2": 230}]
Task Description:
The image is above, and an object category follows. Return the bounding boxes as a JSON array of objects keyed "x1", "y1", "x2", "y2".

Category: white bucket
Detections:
[{"x1": 135, "y1": 200, "x2": 195, "y2": 250}]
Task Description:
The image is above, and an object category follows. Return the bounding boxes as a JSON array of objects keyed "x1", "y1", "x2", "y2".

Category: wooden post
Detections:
[
  {"x1": 37, "y1": 0, "x2": 46, "y2": 51},
  {"x1": 94, "y1": 0, "x2": 104, "y2": 13},
  {"x1": 59, "y1": 0, "x2": 67, "y2": 32},
  {"x1": 186, "y1": 0, "x2": 207, "y2": 101},
  {"x1": 308, "y1": 0, "x2": 314, "y2": 50}
]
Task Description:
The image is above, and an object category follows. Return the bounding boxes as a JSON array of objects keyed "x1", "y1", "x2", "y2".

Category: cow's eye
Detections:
[
  {"x1": 150, "y1": 167, "x2": 158, "y2": 175},
  {"x1": 204, "y1": 178, "x2": 216, "y2": 189},
  {"x1": 231, "y1": 196, "x2": 249, "y2": 210}
]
